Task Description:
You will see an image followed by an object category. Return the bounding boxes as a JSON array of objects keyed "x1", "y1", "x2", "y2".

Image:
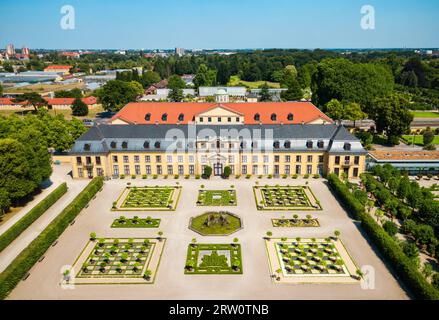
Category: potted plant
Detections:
[{"x1": 89, "y1": 232, "x2": 97, "y2": 241}]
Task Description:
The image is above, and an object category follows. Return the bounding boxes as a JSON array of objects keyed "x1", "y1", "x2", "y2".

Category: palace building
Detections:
[{"x1": 69, "y1": 102, "x2": 366, "y2": 179}]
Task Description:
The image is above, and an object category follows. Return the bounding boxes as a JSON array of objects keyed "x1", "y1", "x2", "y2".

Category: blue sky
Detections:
[{"x1": 0, "y1": 0, "x2": 438, "y2": 49}]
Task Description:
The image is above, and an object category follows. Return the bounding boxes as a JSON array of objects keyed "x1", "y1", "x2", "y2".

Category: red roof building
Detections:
[
  {"x1": 43, "y1": 65, "x2": 72, "y2": 74},
  {"x1": 110, "y1": 102, "x2": 333, "y2": 125},
  {"x1": 45, "y1": 96, "x2": 97, "y2": 106}
]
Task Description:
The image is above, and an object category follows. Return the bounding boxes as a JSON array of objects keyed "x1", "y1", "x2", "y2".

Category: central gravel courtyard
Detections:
[{"x1": 8, "y1": 170, "x2": 408, "y2": 300}]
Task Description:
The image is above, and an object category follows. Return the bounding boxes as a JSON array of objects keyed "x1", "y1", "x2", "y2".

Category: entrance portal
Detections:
[{"x1": 214, "y1": 162, "x2": 223, "y2": 176}]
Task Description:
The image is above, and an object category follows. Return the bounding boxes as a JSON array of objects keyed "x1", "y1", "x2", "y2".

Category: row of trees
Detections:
[{"x1": 0, "y1": 111, "x2": 86, "y2": 214}]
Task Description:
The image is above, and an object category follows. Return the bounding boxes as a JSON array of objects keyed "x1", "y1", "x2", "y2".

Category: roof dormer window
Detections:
[
  {"x1": 145, "y1": 113, "x2": 151, "y2": 121},
  {"x1": 306, "y1": 140, "x2": 313, "y2": 149},
  {"x1": 343, "y1": 142, "x2": 351, "y2": 151},
  {"x1": 273, "y1": 141, "x2": 280, "y2": 149},
  {"x1": 178, "y1": 113, "x2": 184, "y2": 121},
  {"x1": 287, "y1": 113, "x2": 294, "y2": 121},
  {"x1": 84, "y1": 143, "x2": 91, "y2": 151},
  {"x1": 161, "y1": 113, "x2": 167, "y2": 121},
  {"x1": 122, "y1": 141, "x2": 128, "y2": 149},
  {"x1": 284, "y1": 140, "x2": 291, "y2": 149},
  {"x1": 154, "y1": 141, "x2": 161, "y2": 149},
  {"x1": 143, "y1": 141, "x2": 150, "y2": 149},
  {"x1": 110, "y1": 141, "x2": 117, "y2": 149},
  {"x1": 271, "y1": 113, "x2": 277, "y2": 121},
  {"x1": 317, "y1": 140, "x2": 324, "y2": 148},
  {"x1": 254, "y1": 113, "x2": 260, "y2": 121}
]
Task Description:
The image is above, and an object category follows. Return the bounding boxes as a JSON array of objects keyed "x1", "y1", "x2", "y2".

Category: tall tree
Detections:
[
  {"x1": 13, "y1": 92, "x2": 48, "y2": 112},
  {"x1": 259, "y1": 83, "x2": 272, "y2": 102},
  {"x1": 141, "y1": 70, "x2": 161, "y2": 88},
  {"x1": 194, "y1": 64, "x2": 217, "y2": 87},
  {"x1": 344, "y1": 102, "x2": 368, "y2": 127},
  {"x1": 71, "y1": 98, "x2": 89, "y2": 116},
  {"x1": 324, "y1": 99, "x2": 344, "y2": 122},
  {"x1": 97, "y1": 80, "x2": 144, "y2": 111},
  {"x1": 281, "y1": 74, "x2": 303, "y2": 101}
]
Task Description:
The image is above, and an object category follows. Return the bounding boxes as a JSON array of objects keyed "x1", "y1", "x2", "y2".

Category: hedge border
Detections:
[
  {"x1": 0, "y1": 177, "x2": 103, "y2": 300},
  {"x1": 0, "y1": 183, "x2": 68, "y2": 253},
  {"x1": 327, "y1": 173, "x2": 439, "y2": 300}
]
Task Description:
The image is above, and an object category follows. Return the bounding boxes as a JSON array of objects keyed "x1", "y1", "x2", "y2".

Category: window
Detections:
[
  {"x1": 143, "y1": 141, "x2": 150, "y2": 149},
  {"x1": 335, "y1": 156, "x2": 340, "y2": 165},
  {"x1": 296, "y1": 165, "x2": 301, "y2": 175},
  {"x1": 145, "y1": 155, "x2": 150, "y2": 163},
  {"x1": 189, "y1": 155, "x2": 194, "y2": 163},
  {"x1": 285, "y1": 165, "x2": 290, "y2": 174},
  {"x1": 97, "y1": 168, "x2": 103, "y2": 176},
  {"x1": 307, "y1": 165, "x2": 312, "y2": 174},
  {"x1": 155, "y1": 141, "x2": 161, "y2": 149},
  {"x1": 178, "y1": 155, "x2": 183, "y2": 163},
  {"x1": 123, "y1": 155, "x2": 129, "y2": 163},
  {"x1": 227, "y1": 117, "x2": 231, "y2": 122},
  {"x1": 252, "y1": 141, "x2": 258, "y2": 149},
  {"x1": 135, "y1": 165, "x2": 141, "y2": 175},
  {"x1": 252, "y1": 155, "x2": 258, "y2": 163},
  {"x1": 145, "y1": 113, "x2": 151, "y2": 121},
  {"x1": 124, "y1": 165, "x2": 130, "y2": 175},
  {"x1": 354, "y1": 156, "x2": 360, "y2": 165},
  {"x1": 217, "y1": 117, "x2": 221, "y2": 122},
  {"x1": 318, "y1": 165, "x2": 324, "y2": 175},
  {"x1": 178, "y1": 113, "x2": 184, "y2": 121},
  {"x1": 263, "y1": 155, "x2": 269, "y2": 163},
  {"x1": 76, "y1": 157, "x2": 82, "y2": 165},
  {"x1": 167, "y1": 155, "x2": 173, "y2": 163},
  {"x1": 317, "y1": 140, "x2": 324, "y2": 148},
  {"x1": 353, "y1": 167, "x2": 359, "y2": 177},
  {"x1": 242, "y1": 155, "x2": 247, "y2": 163},
  {"x1": 273, "y1": 141, "x2": 280, "y2": 149},
  {"x1": 271, "y1": 113, "x2": 277, "y2": 121},
  {"x1": 110, "y1": 141, "x2": 117, "y2": 149},
  {"x1": 162, "y1": 113, "x2": 168, "y2": 121},
  {"x1": 242, "y1": 165, "x2": 247, "y2": 174},
  {"x1": 189, "y1": 165, "x2": 194, "y2": 175},
  {"x1": 307, "y1": 155, "x2": 313, "y2": 163},
  {"x1": 122, "y1": 141, "x2": 128, "y2": 149},
  {"x1": 285, "y1": 155, "x2": 291, "y2": 162},
  {"x1": 274, "y1": 155, "x2": 280, "y2": 162},
  {"x1": 344, "y1": 143, "x2": 351, "y2": 151},
  {"x1": 230, "y1": 165, "x2": 235, "y2": 174},
  {"x1": 112, "y1": 155, "x2": 118, "y2": 163},
  {"x1": 274, "y1": 165, "x2": 279, "y2": 175},
  {"x1": 284, "y1": 140, "x2": 291, "y2": 149},
  {"x1": 296, "y1": 155, "x2": 301, "y2": 162},
  {"x1": 201, "y1": 165, "x2": 206, "y2": 173},
  {"x1": 178, "y1": 165, "x2": 184, "y2": 175},
  {"x1": 86, "y1": 156, "x2": 91, "y2": 164},
  {"x1": 134, "y1": 155, "x2": 140, "y2": 163},
  {"x1": 334, "y1": 167, "x2": 340, "y2": 176},
  {"x1": 208, "y1": 117, "x2": 212, "y2": 122},
  {"x1": 78, "y1": 167, "x2": 83, "y2": 178},
  {"x1": 235, "y1": 117, "x2": 239, "y2": 122},
  {"x1": 254, "y1": 113, "x2": 260, "y2": 121},
  {"x1": 345, "y1": 156, "x2": 351, "y2": 165},
  {"x1": 201, "y1": 156, "x2": 207, "y2": 164},
  {"x1": 156, "y1": 155, "x2": 161, "y2": 163},
  {"x1": 287, "y1": 113, "x2": 294, "y2": 121},
  {"x1": 199, "y1": 117, "x2": 203, "y2": 123},
  {"x1": 113, "y1": 165, "x2": 119, "y2": 176},
  {"x1": 145, "y1": 165, "x2": 151, "y2": 174},
  {"x1": 263, "y1": 165, "x2": 269, "y2": 175},
  {"x1": 84, "y1": 143, "x2": 91, "y2": 151},
  {"x1": 306, "y1": 140, "x2": 313, "y2": 149},
  {"x1": 228, "y1": 155, "x2": 234, "y2": 163},
  {"x1": 252, "y1": 165, "x2": 258, "y2": 175},
  {"x1": 318, "y1": 155, "x2": 324, "y2": 163},
  {"x1": 157, "y1": 165, "x2": 162, "y2": 175},
  {"x1": 96, "y1": 156, "x2": 101, "y2": 165}
]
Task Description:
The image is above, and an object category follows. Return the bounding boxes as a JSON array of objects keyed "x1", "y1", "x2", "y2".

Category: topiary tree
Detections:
[
  {"x1": 203, "y1": 165, "x2": 212, "y2": 178},
  {"x1": 223, "y1": 166, "x2": 232, "y2": 178}
]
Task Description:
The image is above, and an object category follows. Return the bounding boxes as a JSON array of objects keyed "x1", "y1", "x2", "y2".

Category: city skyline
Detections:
[{"x1": 0, "y1": 0, "x2": 438, "y2": 50}]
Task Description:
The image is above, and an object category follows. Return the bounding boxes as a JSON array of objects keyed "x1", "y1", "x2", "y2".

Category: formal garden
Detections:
[
  {"x1": 189, "y1": 211, "x2": 242, "y2": 236},
  {"x1": 184, "y1": 243, "x2": 243, "y2": 274},
  {"x1": 112, "y1": 186, "x2": 181, "y2": 211},
  {"x1": 272, "y1": 215, "x2": 320, "y2": 228},
  {"x1": 196, "y1": 189, "x2": 237, "y2": 206},
  {"x1": 265, "y1": 237, "x2": 359, "y2": 283},
  {"x1": 72, "y1": 237, "x2": 165, "y2": 284},
  {"x1": 111, "y1": 216, "x2": 160, "y2": 228},
  {"x1": 254, "y1": 185, "x2": 321, "y2": 210}
]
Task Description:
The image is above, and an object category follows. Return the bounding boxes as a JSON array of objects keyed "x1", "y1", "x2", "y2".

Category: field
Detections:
[
  {"x1": 196, "y1": 189, "x2": 237, "y2": 206},
  {"x1": 184, "y1": 243, "x2": 243, "y2": 274},
  {"x1": 228, "y1": 75, "x2": 280, "y2": 89},
  {"x1": 0, "y1": 104, "x2": 104, "y2": 120},
  {"x1": 4, "y1": 82, "x2": 85, "y2": 94},
  {"x1": 410, "y1": 111, "x2": 439, "y2": 118},
  {"x1": 189, "y1": 211, "x2": 242, "y2": 235},
  {"x1": 402, "y1": 135, "x2": 439, "y2": 145}
]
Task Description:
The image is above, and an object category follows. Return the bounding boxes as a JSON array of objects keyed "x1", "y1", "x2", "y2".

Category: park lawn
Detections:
[
  {"x1": 402, "y1": 135, "x2": 439, "y2": 145},
  {"x1": 410, "y1": 111, "x2": 439, "y2": 118},
  {"x1": 228, "y1": 75, "x2": 280, "y2": 89}
]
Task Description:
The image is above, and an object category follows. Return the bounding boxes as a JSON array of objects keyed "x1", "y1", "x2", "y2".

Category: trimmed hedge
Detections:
[
  {"x1": 0, "y1": 177, "x2": 103, "y2": 300},
  {"x1": 327, "y1": 174, "x2": 439, "y2": 300},
  {"x1": 0, "y1": 183, "x2": 68, "y2": 253}
]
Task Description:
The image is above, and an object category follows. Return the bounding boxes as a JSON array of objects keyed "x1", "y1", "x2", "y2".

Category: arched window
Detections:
[
  {"x1": 254, "y1": 113, "x2": 260, "y2": 121},
  {"x1": 178, "y1": 113, "x2": 184, "y2": 121},
  {"x1": 306, "y1": 140, "x2": 313, "y2": 149},
  {"x1": 317, "y1": 140, "x2": 324, "y2": 148},
  {"x1": 273, "y1": 141, "x2": 280, "y2": 149},
  {"x1": 161, "y1": 113, "x2": 167, "y2": 121},
  {"x1": 110, "y1": 141, "x2": 117, "y2": 149},
  {"x1": 284, "y1": 140, "x2": 291, "y2": 149},
  {"x1": 143, "y1": 141, "x2": 150, "y2": 149},
  {"x1": 145, "y1": 113, "x2": 151, "y2": 121},
  {"x1": 122, "y1": 141, "x2": 128, "y2": 149},
  {"x1": 271, "y1": 113, "x2": 277, "y2": 121},
  {"x1": 287, "y1": 113, "x2": 294, "y2": 121},
  {"x1": 154, "y1": 141, "x2": 161, "y2": 149},
  {"x1": 343, "y1": 142, "x2": 351, "y2": 151}
]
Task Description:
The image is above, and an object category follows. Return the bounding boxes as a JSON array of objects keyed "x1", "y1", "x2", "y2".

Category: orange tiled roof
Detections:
[
  {"x1": 44, "y1": 65, "x2": 72, "y2": 70},
  {"x1": 110, "y1": 102, "x2": 333, "y2": 125},
  {"x1": 369, "y1": 150, "x2": 439, "y2": 161},
  {"x1": 0, "y1": 98, "x2": 24, "y2": 105},
  {"x1": 45, "y1": 96, "x2": 97, "y2": 106}
]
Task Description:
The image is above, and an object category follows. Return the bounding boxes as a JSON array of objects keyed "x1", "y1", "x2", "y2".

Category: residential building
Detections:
[{"x1": 43, "y1": 65, "x2": 72, "y2": 75}]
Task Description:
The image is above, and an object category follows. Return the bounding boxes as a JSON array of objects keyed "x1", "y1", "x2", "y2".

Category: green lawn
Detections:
[
  {"x1": 190, "y1": 212, "x2": 242, "y2": 235},
  {"x1": 402, "y1": 135, "x2": 439, "y2": 145},
  {"x1": 184, "y1": 243, "x2": 243, "y2": 274},
  {"x1": 111, "y1": 216, "x2": 160, "y2": 228},
  {"x1": 410, "y1": 111, "x2": 439, "y2": 118},
  {"x1": 196, "y1": 189, "x2": 237, "y2": 206},
  {"x1": 227, "y1": 75, "x2": 280, "y2": 89}
]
